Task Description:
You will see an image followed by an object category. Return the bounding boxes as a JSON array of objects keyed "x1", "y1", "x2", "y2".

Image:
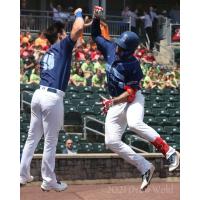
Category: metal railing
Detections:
[
  {"x1": 83, "y1": 116, "x2": 152, "y2": 153},
  {"x1": 20, "y1": 10, "x2": 131, "y2": 36},
  {"x1": 20, "y1": 91, "x2": 32, "y2": 111}
]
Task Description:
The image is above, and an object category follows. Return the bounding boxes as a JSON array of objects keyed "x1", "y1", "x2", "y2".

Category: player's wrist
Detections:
[{"x1": 75, "y1": 11, "x2": 82, "y2": 18}]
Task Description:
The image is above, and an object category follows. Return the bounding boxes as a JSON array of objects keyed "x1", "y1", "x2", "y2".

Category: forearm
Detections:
[
  {"x1": 112, "y1": 91, "x2": 130, "y2": 105},
  {"x1": 91, "y1": 18, "x2": 101, "y2": 39},
  {"x1": 70, "y1": 10, "x2": 84, "y2": 42}
]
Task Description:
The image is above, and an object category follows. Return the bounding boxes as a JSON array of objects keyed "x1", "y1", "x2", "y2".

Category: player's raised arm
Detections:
[{"x1": 70, "y1": 8, "x2": 84, "y2": 42}]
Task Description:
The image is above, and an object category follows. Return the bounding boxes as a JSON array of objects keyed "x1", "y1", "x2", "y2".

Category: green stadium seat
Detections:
[
  {"x1": 168, "y1": 143, "x2": 180, "y2": 151},
  {"x1": 144, "y1": 108, "x2": 154, "y2": 116},
  {"x1": 58, "y1": 133, "x2": 69, "y2": 143},
  {"x1": 173, "y1": 135, "x2": 180, "y2": 144},
  {"x1": 152, "y1": 108, "x2": 169, "y2": 117},
  {"x1": 92, "y1": 105, "x2": 102, "y2": 116},
  {"x1": 164, "y1": 126, "x2": 180, "y2": 135},
  {"x1": 86, "y1": 120, "x2": 104, "y2": 134},
  {"x1": 144, "y1": 101, "x2": 152, "y2": 108},
  {"x1": 160, "y1": 102, "x2": 175, "y2": 109},
  {"x1": 155, "y1": 89, "x2": 164, "y2": 95},
  {"x1": 23, "y1": 92, "x2": 33, "y2": 104},
  {"x1": 152, "y1": 102, "x2": 161, "y2": 108},
  {"x1": 141, "y1": 88, "x2": 151, "y2": 95},
  {"x1": 167, "y1": 108, "x2": 180, "y2": 117},
  {"x1": 162, "y1": 135, "x2": 175, "y2": 143},
  {"x1": 131, "y1": 138, "x2": 153, "y2": 152},
  {"x1": 69, "y1": 134, "x2": 80, "y2": 143},
  {"x1": 151, "y1": 126, "x2": 166, "y2": 135},
  {"x1": 92, "y1": 143, "x2": 106, "y2": 153},
  {"x1": 64, "y1": 105, "x2": 78, "y2": 112},
  {"x1": 168, "y1": 95, "x2": 179, "y2": 102},
  {"x1": 95, "y1": 87, "x2": 107, "y2": 94},
  {"x1": 144, "y1": 116, "x2": 157, "y2": 125},
  {"x1": 56, "y1": 143, "x2": 66, "y2": 153},
  {"x1": 66, "y1": 85, "x2": 79, "y2": 93},
  {"x1": 169, "y1": 89, "x2": 179, "y2": 96},
  {"x1": 20, "y1": 144, "x2": 24, "y2": 153},
  {"x1": 71, "y1": 99, "x2": 88, "y2": 106},
  {"x1": 78, "y1": 143, "x2": 93, "y2": 153},
  {"x1": 64, "y1": 99, "x2": 71, "y2": 105},
  {"x1": 64, "y1": 111, "x2": 82, "y2": 125},
  {"x1": 173, "y1": 102, "x2": 180, "y2": 108},
  {"x1": 168, "y1": 117, "x2": 180, "y2": 126},
  {"x1": 144, "y1": 95, "x2": 151, "y2": 101},
  {"x1": 78, "y1": 105, "x2": 95, "y2": 116},
  {"x1": 155, "y1": 116, "x2": 171, "y2": 126}
]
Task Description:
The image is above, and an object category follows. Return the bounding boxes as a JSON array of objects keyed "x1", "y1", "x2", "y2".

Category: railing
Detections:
[
  {"x1": 83, "y1": 116, "x2": 152, "y2": 153},
  {"x1": 20, "y1": 91, "x2": 32, "y2": 111},
  {"x1": 20, "y1": 10, "x2": 131, "y2": 36}
]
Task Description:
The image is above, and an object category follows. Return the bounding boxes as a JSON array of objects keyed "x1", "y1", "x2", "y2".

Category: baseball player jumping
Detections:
[
  {"x1": 91, "y1": 6, "x2": 180, "y2": 191},
  {"x1": 20, "y1": 8, "x2": 84, "y2": 192}
]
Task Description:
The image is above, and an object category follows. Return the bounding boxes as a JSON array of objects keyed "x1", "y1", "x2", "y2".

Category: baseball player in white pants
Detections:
[
  {"x1": 20, "y1": 8, "x2": 84, "y2": 192},
  {"x1": 92, "y1": 6, "x2": 180, "y2": 191}
]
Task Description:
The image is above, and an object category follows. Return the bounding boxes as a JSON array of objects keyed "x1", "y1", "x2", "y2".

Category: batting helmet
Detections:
[{"x1": 115, "y1": 31, "x2": 139, "y2": 52}]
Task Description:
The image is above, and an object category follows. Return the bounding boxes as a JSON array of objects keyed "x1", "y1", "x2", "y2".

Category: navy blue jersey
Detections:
[
  {"x1": 40, "y1": 35, "x2": 75, "y2": 92},
  {"x1": 91, "y1": 19, "x2": 143, "y2": 97}
]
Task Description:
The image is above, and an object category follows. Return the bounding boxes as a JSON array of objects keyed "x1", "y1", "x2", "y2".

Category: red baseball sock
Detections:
[{"x1": 151, "y1": 137, "x2": 169, "y2": 156}]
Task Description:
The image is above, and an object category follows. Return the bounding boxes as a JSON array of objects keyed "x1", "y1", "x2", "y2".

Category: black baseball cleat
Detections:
[
  {"x1": 168, "y1": 151, "x2": 180, "y2": 172},
  {"x1": 140, "y1": 165, "x2": 155, "y2": 191}
]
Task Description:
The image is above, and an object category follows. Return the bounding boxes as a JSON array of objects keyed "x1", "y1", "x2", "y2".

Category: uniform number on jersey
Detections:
[{"x1": 41, "y1": 53, "x2": 55, "y2": 70}]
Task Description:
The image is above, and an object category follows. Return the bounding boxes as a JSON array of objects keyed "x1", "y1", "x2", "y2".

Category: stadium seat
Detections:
[
  {"x1": 64, "y1": 105, "x2": 78, "y2": 112},
  {"x1": 92, "y1": 104, "x2": 102, "y2": 116},
  {"x1": 173, "y1": 135, "x2": 180, "y2": 144},
  {"x1": 141, "y1": 88, "x2": 151, "y2": 95},
  {"x1": 160, "y1": 102, "x2": 175, "y2": 109},
  {"x1": 162, "y1": 135, "x2": 175, "y2": 143},
  {"x1": 64, "y1": 111, "x2": 82, "y2": 125},
  {"x1": 153, "y1": 95, "x2": 165, "y2": 102},
  {"x1": 92, "y1": 143, "x2": 106, "y2": 153},
  {"x1": 168, "y1": 95, "x2": 180, "y2": 102},
  {"x1": 155, "y1": 89, "x2": 164, "y2": 95},
  {"x1": 151, "y1": 126, "x2": 166, "y2": 135},
  {"x1": 64, "y1": 99, "x2": 71, "y2": 105},
  {"x1": 66, "y1": 85, "x2": 79, "y2": 93},
  {"x1": 78, "y1": 105, "x2": 95, "y2": 116},
  {"x1": 71, "y1": 99, "x2": 88, "y2": 106},
  {"x1": 58, "y1": 133, "x2": 69, "y2": 143},
  {"x1": 155, "y1": 116, "x2": 171, "y2": 126},
  {"x1": 144, "y1": 108, "x2": 154, "y2": 116},
  {"x1": 86, "y1": 120, "x2": 104, "y2": 134},
  {"x1": 152, "y1": 102, "x2": 161, "y2": 108},
  {"x1": 56, "y1": 143, "x2": 66, "y2": 153},
  {"x1": 69, "y1": 134, "x2": 80, "y2": 143},
  {"x1": 78, "y1": 143, "x2": 93, "y2": 153},
  {"x1": 144, "y1": 101, "x2": 152, "y2": 108},
  {"x1": 168, "y1": 117, "x2": 180, "y2": 126},
  {"x1": 173, "y1": 102, "x2": 180, "y2": 108},
  {"x1": 167, "y1": 108, "x2": 180, "y2": 117},
  {"x1": 152, "y1": 108, "x2": 169, "y2": 117},
  {"x1": 131, "y1": 138, "x2": 153, "y2": 153},
  {"x1": 164, "y1": 126, "x2": 180, "y2": 135},
  {"x1": 143, "y1": 116, "x2": 157, "y2": 125},
  {"x1": 95, "y1": 87, "x2": 107, "y2": 94}
]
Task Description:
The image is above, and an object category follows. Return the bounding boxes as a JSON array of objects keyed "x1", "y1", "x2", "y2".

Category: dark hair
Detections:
[{"x1": 43, "y1": 22, "x2": 65, "y2": 45}]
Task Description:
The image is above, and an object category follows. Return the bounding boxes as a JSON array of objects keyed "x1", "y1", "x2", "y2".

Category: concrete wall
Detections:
[{"x1": 30, "y1": 153, "x2": 180, "y2": 182}]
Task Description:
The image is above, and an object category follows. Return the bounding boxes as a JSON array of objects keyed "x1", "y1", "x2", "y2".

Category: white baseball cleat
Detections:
[
  {"x1": 41, "y1": 181, "x2": 68, "y2": 192},
  {"x1": 20, "y1": 176, "x2": 34, "y2": 186},
  {"x1": 140, "y1": 165, "x2": 155, "y2": 191},
  {"x1": 168, "y1": 151, "x2": 180, "y2": 172}
]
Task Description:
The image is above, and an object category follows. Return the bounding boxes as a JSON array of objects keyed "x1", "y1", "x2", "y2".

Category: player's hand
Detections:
[
  {"x1": 74, "y1": 8, "x2": 82, "y2": 15},
  {"x1": 93, "y1": 6, "x2": 104, "y2": 19},
  {"x1": 97, "y1": 95, "x2": 113, "y2": 115}
]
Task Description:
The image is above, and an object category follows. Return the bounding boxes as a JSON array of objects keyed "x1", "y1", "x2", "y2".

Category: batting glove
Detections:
[
  {"x1": 93, "y1": 6, "x2": 104, "y2": 19},
  {"x1": 98, "y1": 95, "x2": 113, "y2": 115}
]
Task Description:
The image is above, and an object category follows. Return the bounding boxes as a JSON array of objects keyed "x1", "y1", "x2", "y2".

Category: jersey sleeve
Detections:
[
  {"x1": 91, "y1": 18, "x2": 113, "y2": 62},
  {"x1": 60, "y1": 35, "x2": 76, "y2": 54},
  {"x1": 124, "y1": 60, "x2": 144, "y2": 90}
]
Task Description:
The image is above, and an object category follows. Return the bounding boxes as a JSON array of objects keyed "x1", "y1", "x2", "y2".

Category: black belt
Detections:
[{"x1": 47, "y1": 88, "x2": 57, "y2": 93}]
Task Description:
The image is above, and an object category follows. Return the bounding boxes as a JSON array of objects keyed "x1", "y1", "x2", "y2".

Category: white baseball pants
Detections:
[
  {"x1": 105, "y1": 90, "x2": 160, "y2": 174},
  {"x1": 20, "y1": 87, "x2": 64, "y2": 185}
]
